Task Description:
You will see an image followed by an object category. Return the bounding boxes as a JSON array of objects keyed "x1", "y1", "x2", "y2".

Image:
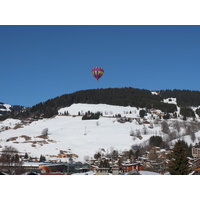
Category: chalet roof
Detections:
[
  {"x1": 138, "y1": 156, "x2": 147, "y2": 160},
  {"x1": 126, "y1": 169, "x2": 140, "y2": 175},
  {"x1": 122, "y1": 163, "x2": 143, "y2": 166},
  {"x1": 193, "y1": 144, "x2": 200, "y2": 148},
  {"x1": 151, "y1": 146, "x2": 160, "y2": 150},
  {"x1": 187, "y1": 157, "x2": 194, "y2": 161},
  {"x1": 139, "y1": 171, "x2": 160, "y2": 175}
]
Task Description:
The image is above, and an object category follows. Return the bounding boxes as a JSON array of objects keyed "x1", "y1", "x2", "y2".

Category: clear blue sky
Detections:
[{"x1": 1, "y1": 25, "x2": 200, "y2": 107}]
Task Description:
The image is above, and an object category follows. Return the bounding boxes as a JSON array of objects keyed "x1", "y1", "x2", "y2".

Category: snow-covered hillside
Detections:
[
  {"x1": 0, "y1": 103, "x2": 12, "y2": 115},
  {"x1": 1, "y1": 103, "x2": 200, "y2": 162},
  {"x1": 0, "y1": 102, "x2": 25, "y2": 116}
]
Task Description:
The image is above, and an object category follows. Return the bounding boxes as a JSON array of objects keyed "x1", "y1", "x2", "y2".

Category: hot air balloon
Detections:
[{"x1": 92, "y1": 67, "x2": 104, "y2": 81}]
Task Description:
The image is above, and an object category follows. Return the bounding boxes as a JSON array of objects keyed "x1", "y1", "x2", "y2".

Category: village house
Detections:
[
  {"x1": 146, "y1": 147, "x2": 170, "y2": 161},
  {"x1": 143, "y1": 120, "x2": 150, "y2": 124},
  {"x1": 192, "y1": 144, "x2": 200, "y2": 159},
  {"x1": 112, "y1": 164, "x2": 119, "y2": 175},
  {"x1": 121, "y1": 162, "x2": 143, "y2": 172},
  {"x1": 94, "y1": 167, "x2": 110, "y2": 175},
  {"x1": 150, "y1": 109, "x2": 159, "y2": 115}
]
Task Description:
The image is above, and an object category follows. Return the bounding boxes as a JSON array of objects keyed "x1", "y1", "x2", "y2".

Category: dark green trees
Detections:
[
  {"x1": 39, "y1": 155, "x2": 46, "y2": 162},
  {"x1": 180, "y1": 107, "x2": 195, "y2": 119},
  {"x1": 99, "y1": 159, "x2": 110, "y2": 168},
  {"x1": 149, "y1": 136, "x2": 163, "y2": 147},
  {"x1": 139, "y1": 110, "x2": 146, "y2": 118},
  {"x1": 168, "y1": 140, "x2": 191, "y2": 175},
  {"x1": 82, "y1": 111, "x2": 101, "y2": 120},
  {"x1": 24, "y1": 152, "x2": 29, "y2": 159}
]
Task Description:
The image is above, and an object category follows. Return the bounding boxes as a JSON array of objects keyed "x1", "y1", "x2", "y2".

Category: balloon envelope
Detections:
[{"x1": 92, "y1": 67, "x2": 104, "y2": 80}]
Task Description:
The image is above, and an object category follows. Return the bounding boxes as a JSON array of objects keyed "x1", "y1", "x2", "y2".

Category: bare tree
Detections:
[
  {"x1": 185, "y1": 125, "x2": 196, "y2": 142},
  {"x1": 136, "y1": 129, "x2": 141, "y2": 137},
  {"x1": 173, "y1": 121, "x2": 181, "y2": 133},
  {"x1": 41, "y1": 128, "x2": 48, "y2": 136},
  {"x1": 161, "y1": 120, "x2": 170, "y2": 134},
  {"x1": 130, "y1": 129, "x2": 135, "y2": 136},
  {"x1": 84, "y1": 155, "x2": 90, "y2": 161},
  {"x1": 190, "y1": 131, "x2": 196, "y2": 142},
  {"x1": 96, "y1": 121, "x2": 100, "y2": 126},
  {"x1": 143, "y1": 125, "x2": 148, "y2": 135},
  {"x1": 0, "y1": 146, "x2": 23, "y2": 174},
  {"x1": 148, "y1": 150, "x2": 158, "y2": 161},
  {"x1": 168, "y1": 130, "x2": 178, "y2": 141}
]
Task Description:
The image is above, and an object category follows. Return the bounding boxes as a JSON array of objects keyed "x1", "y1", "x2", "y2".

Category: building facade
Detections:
[{"x1": 192, "y1": 144, "x2": 200, "y2": 159}]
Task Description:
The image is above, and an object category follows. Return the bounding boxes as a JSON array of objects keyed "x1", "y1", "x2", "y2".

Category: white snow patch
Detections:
[{"x1": 163, "y1": 98, "x2": 177, "y2": 105}]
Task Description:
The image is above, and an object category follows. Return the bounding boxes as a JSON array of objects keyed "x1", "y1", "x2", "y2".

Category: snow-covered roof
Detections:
[{"x1": 139, "y1": 171, "x2": 160, "y2": 175}]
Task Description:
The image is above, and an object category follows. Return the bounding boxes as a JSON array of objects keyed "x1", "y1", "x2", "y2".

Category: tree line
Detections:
[
  {"x1": 159, "y1": 89, "x2": 200, "y2": 107},
  {"x1": 3, "y1": 87, "x2": 200, "y2": 120}
]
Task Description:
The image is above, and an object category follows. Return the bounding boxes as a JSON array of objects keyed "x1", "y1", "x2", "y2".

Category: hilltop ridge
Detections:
[{"x1": 2, "y1": 87, "x2": 200, "y2": 120}]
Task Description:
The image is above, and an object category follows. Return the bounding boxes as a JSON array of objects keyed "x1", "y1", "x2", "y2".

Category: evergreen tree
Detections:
[
  {"x1": 180, "y1": 107, "x2": 195, "y2": 118},
  {"x1": 112, "y1": 150, "x2": 118, "y2": 159},
  {"x1": 135, "y1": 149, "x2": 141, "y2": 159},
  {"x1": 149, "y1": 136, "x2": 163, "y2": 147},
  {"x1": 24, "y1": 152, "x2": 29, "y2": 159},
  {"x1": 39, "y1": 154, "x2": 46, "y2": 162},
  {"x1": 139, "y1": 110, "x2": 146, "y2": 118},
  {"x1": 99, "y1": 160, "x2": 104, "y2": 168},
  {"x1": 168, "y1": 140, "x2": 191, "y2": 175},
  {"x1": 99, "y1": 160, "x2": 110, "y2": 168},
  {"x1": 181, "y1": 140, "x2": 193, "y2": 157},
  {"x1": 128, "y1": 149, "x2": 134, "y2": 159}
]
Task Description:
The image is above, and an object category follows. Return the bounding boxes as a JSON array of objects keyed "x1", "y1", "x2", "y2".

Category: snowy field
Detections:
[{"x1": 1, "y1": 103, "x2": 200, "y2": 162}]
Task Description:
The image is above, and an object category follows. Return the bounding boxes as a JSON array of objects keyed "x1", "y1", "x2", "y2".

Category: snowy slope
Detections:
[
  {"x1": 0, "y1": 118, "x2": 21, "y2": 128},
  {"x1": 0, "y1": 115, "x2": 152, "y2": 161},
  {"x1": 0, "y1": 102, "x2": 25, "y2": 116},
  {"x1": 0, "y1": 102, "x2": 200, "y2": 162},
  {"x1": 0, "y1": 104, "x2": 155, "y2": 161}
]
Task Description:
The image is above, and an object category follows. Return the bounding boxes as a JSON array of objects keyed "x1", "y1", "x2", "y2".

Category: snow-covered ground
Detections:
[
  {"x1": 0, "y1": 116, "x2": 151, "y2": 161},
  {"x1": 162, "y1": 98, "x2": 177, "y2": 105},
  {"x1": 71, "y1": 170, "x2": 161, "y2": 175},
  {"x1": 0, "y1": 104, "x2": 154, "y2": 161},
  {"x1": 0, "y1": 103, "x2": 200, "y2": 162},
  {"x1": 0, "y1": 118, "x2": 21, "y2": 128}
]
